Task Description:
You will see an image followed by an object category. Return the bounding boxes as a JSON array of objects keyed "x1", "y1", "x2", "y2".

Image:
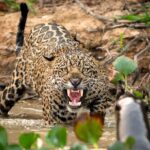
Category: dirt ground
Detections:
[
  {"x1": 0, "y1": 0, "x2": 149, "y2": 84},
  {"x1": 0, "y1": 0, "x2": 150, "y2": 149}
]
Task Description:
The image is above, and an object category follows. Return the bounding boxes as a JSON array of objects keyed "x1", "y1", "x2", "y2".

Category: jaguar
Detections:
[{"x1": 0, "y1": 3, "x2": 114, "y2": 125}]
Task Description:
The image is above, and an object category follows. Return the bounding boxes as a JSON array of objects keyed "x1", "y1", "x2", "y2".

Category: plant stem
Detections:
[
  {"x1": 124, "y1": 75, "x2": 128, "y2": 92},
  {"x1": 93, "y1": 143, "x2": 99, "y2": 150}
]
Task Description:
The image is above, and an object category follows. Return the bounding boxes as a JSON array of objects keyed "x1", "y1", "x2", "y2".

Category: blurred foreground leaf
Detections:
[
  {"x1": 108, "y1": 141, "x2": 124, "y2": 150},
  {"x1": 124, "y1": 136, "x2": 135, "y2": 150},
  {"x1": 74, "y1": 113, "x2": 104, "y2": 145},
  {"x1": 0, "y1": 126, "x2": 8, "y2": 147},
  {"x1": 70, "y1": 143, "x2": 88, "y2": 150},
  {"x1": 6, "y1": 144, "x2": 22, "y2": 150},
  {"x1": 46, "y1": 126, "x2": 67, "y2": 148},
  {"x1": 19, "y1": 132, "x2": 39, "y2": 149},
  {"x1": 108, "y1": 137, "x2": 135, "y2": 150}
]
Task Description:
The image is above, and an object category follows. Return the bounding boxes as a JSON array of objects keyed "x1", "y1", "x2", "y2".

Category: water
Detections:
[{"x1": 0, "y1": 99, "x2": 116, "y2": 149}]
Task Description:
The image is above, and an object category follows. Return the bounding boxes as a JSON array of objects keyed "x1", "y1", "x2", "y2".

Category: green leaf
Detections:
[
  {"x1": 19, "y1": 132, "x2": 39, "y2": 149},
  {"x1": 70, "y1": 143, "x2": 88, "y2": 150},
  {"x1": 113, "y1": 56, "x2": 137, "y2": 76},
  {"x1": 108, "y1": 141, "x2": 124, "y2": 150},
  {"x1": 6, "y1": 144, "x2": 22, "y2": 150},
  {"x1": 111, "y1": 73, "x2": 124, "y2": 84},
  {"x1": 133, "y1": 90, "x2": 144, "y2": 99},
  {"x1": 0, "y1": 143, "x2": 5, "y2": 150},
  {"x1": 120, "y1": 13, "x2": 150, "y2": 24},
  {"x1": 45, "y1": 126, "x2": 67, "y2": 148},
  {"x1": 124, "y1": 136, "x2": 135, "y2": 150},
  {"x1": 4, "y1": 0, "x2": 19, "y2": 11},
  {"x1": 120, "y1": 14, "x2": 142, "y2": 22},
  {"x1": 0, "y1": 126, "x2": 8, "y2": 147},
  {"x1": 74, "y1": 113, "x2": 103, "y2": 145}
]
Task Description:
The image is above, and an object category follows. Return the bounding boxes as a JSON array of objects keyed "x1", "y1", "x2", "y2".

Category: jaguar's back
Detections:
[{"x1": 22, "y1": 23, "x2": 78, "y2": 58}]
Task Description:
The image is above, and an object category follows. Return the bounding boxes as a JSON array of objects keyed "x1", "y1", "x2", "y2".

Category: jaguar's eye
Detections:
[{"x1": 43, "y1": 55, "x2": 55, "y2": 61}]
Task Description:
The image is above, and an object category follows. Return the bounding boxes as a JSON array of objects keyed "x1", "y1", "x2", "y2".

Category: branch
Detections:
[
  {"x1": 87, "y1": 22, "x2": 150, "y2": 33},
  {"x1": 75, "y1": 0, "x2": 112, "y2": 24},
  {"x1": 104, "y1": 36, "x2": 141, "y2": 65},
  {"x1": 134, "y1": 43, "x2": 150, "y2": 63}
]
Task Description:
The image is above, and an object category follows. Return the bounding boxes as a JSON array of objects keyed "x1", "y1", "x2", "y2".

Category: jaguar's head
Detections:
[{"x1": 44, "y1": 51, "x2": 100, "y2": 112}]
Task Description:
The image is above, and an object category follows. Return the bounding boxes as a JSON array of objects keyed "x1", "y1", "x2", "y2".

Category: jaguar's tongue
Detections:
[{"x1": 67, "y1": 89, "x2": 83, "y2": 106}]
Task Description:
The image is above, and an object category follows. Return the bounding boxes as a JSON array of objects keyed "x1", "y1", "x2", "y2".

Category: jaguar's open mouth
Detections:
[{"x1": 66, "y1": 89, "x2": 84, "y2": 109}]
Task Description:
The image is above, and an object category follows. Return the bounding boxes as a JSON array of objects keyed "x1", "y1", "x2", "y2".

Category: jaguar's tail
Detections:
[{"x1": 16, "y1": 3, "x2": 29, "y2": 55}]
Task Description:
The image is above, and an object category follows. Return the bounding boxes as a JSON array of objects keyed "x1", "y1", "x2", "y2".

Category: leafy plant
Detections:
[
  {"x1": 119, "y1": 33, "x2": 125, "y2": 51},
  {"x1": 70, "y1": 143, "x2": 88, "y2": 150},
  {"x1": 74, "y1": 113, "x2": 104, "y2": 150},
  {"x1": 113, "y1": 55, "x2": 137, "y2": 91},
  {"x1": 4, "y1": 0, "x2": 19, "y2": 11},
  {"x1": 120, "y1": 14, "x2": 150, "y2": 24},
  {"x1": 119, "y1": 4, "x2": 150, "y2": 26},
  {"x1": 45, "y1": 126, "x2": 67, "y2": 149},
  {"x1": 0, "y1": 119, "x2": 136, "y2": 150},
  {"x1": 4, "y1": 0, "x2": 37, "y2": 12},
  {"x1": 19, "y1": 132, "x2": 39, "y2": 149},
  {"x1": 0, "y1": 126, "x2": 8, "y2": 149},
  {"x1": 0, "y1": 126, "x2": 21, "y2": 150},
  {"x1": 108, "y1": 136, "x2": 135, "y2": 150}
]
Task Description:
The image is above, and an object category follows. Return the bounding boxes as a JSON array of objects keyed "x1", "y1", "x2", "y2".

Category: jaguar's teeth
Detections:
[
  {"x1": 80, "y1": 89, "x2": 83, "y2": 97},
  {"x1": 67, "y1": 89, "x2": 83, "y2": 104},
  {"x1": 69, "y1": 101, "x2": 81, "y2": 107},
  {"x1": 67, "y1": 89, "x2": 71, "y2": 96}
]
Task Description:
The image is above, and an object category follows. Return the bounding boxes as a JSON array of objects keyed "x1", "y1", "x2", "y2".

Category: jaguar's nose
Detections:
[{"x1": 70, "y1": 78, "x2": 82, "y2": 87}]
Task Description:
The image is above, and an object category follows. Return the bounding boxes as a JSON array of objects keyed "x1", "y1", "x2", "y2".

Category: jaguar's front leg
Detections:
[
  {"x1": 0, "y1": 77, "x2": 26, "y2": 116},
  {"x1": 0, "y1": 59, "x2": 27, "y2": 116}
]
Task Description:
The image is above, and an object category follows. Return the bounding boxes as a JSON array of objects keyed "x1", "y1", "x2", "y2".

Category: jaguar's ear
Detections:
[{"x1": 43, "y1": 55, "x2": 55, "y2": 61}]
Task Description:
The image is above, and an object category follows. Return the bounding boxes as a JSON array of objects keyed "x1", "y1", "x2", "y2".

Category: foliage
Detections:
[
  {"x1": 70, "y1": 143, "x2": 88, "y2": 150},
  {"x1": 112, "y1": 55, "x2": 137, "y2": 91},
  {"x1": 74, "y1": 113, "x2": 104, "y2": 149},
  {"x1": 19, "y1": 132, "x2": 39, "y2": 149},
  {"x1": 4, "y1": 0, "x2": 19, "y2": 11},
  {"x1": 119, "y1": 33, "x2": 125, "y2": 50},
  {"x1": 0, "y1": 114, "x2": 135, "y2": 150},
  {"x1": 3, "y1": 0, "x2": 37, "y2": 11},
  {"x1": 0, "y1": 126, "x2": 21, "y2": 150},
  {"x1": 112, "y1": 55, "x2": 148, "y2": 100},
  {"x1": 113, "y1": 55, "x2": 137, "y2": 76},
  {"x1": 120, "y1": 14, "x2": 150, "y2": 26},
  {"x1": 108, "y1": 137, "x2": 135, "y2": 150},
  {"x1": 45, "y1": 126, "x2": 67, "y2": 149},
  {"x1": 119, "y1": 4, "x2": 150, "y2": 26}
]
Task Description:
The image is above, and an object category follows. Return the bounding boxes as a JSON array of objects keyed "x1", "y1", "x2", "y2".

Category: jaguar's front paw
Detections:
[{"x1": 0, "y1": 106, "x2": 9, "y2": 117}]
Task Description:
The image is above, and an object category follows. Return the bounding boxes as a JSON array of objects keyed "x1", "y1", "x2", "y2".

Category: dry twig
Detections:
[
  {"x1": 87, "y1": 23, "x2": 150, "y2": 33},
  {"x1": 134, "y1": 43, "x2": 150, "y2": 63},
  {"x1": 104, "y1": 36, "x2": 140, "y2": 65}
]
